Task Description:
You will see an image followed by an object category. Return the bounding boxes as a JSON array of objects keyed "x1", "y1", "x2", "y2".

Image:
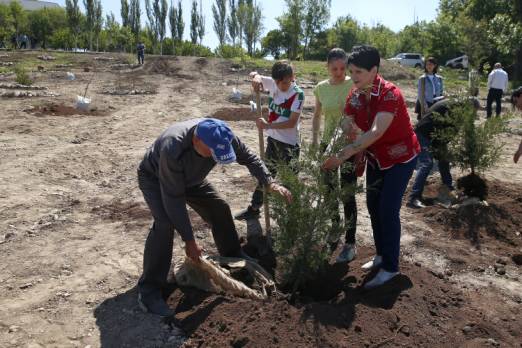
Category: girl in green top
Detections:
[{"x1": 312, "y1": 48, "x2": 357, "y2": 263}]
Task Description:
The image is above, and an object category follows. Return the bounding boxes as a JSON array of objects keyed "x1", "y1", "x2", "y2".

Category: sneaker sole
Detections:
[
  {"x1": 137, "y1": 294, "x2": 149, "y2": 313},
  {"x1": 361, "y1": 262, "x2": 382, "y2": 271}
]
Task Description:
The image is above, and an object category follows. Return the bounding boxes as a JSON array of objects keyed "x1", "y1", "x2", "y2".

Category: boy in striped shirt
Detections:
[{"x1": 235, "y1": 61, "x2": 304, "y2": 220}]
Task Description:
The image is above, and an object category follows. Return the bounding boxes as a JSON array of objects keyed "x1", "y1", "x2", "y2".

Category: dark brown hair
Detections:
[
  {"x1": 271, "y1": 60, "x2": 294, "y2": 81},
  {"x1": 425, "y1": 57, "x2": 439, "y2": 74}
]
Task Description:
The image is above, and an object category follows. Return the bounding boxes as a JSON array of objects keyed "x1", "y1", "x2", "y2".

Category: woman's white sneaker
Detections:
[
  {"x1": 361, "y1": 255, "x2": 383, "y2": 271},
  {"x1": 363, "y1": 269, "x2": 399, "y2": 289}
]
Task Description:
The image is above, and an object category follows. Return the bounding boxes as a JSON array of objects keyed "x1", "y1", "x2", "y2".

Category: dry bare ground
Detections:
[{"x1": 0, "y1": 52, "x2": 520, "y2": 348}]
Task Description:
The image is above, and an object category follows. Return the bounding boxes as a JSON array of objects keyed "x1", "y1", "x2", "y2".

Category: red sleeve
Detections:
[
  {"x1": 344, "y1": 90, "x2": 357, "y2": 116},
  {"x1": 376, "y1": 87, "x2": 401, "y2": 115}
]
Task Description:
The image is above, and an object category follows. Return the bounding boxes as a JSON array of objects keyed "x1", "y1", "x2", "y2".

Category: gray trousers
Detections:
[{"x1": 137, "y1": 169, "x2": 241, "y2": 298}]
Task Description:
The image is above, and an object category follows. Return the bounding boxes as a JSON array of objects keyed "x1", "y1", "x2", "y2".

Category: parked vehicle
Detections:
[
  {"x1": 388, "y1": 53, "x2": 424, "y2": 68},
  {"x1": 445, "y1": 55, "x2": 469, "y2": 69}
]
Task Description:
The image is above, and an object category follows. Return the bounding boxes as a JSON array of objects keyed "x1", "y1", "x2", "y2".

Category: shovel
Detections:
[{"x1": 255, "y1": 89, "x2": 271, "y2": 241}]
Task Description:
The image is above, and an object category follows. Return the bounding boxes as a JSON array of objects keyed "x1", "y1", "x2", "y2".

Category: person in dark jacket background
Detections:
[
  {"x1": 407, "y1": 97, "x2": 480, "y2": 209},
  {"x1": 137, "y1": 118, "x2": 292, "y2": 316}
]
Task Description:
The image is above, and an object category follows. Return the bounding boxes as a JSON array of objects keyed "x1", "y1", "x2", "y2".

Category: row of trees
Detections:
[
  {"x1": 0, "y1": 0, "x2": 212, "y2": 56},
  {"x1": 261, "y1": 0, "x2": 521, "y2": 82},
  {"x1": 0, "y1": 0, "x2": 520, "y2": 82}
]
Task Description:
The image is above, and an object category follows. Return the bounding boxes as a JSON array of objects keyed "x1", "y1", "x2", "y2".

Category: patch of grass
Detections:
[
  {"x1": 10, "y1": 51, "x2": 82, "y2": 72},
  {"x1": 14, "y1": 65, "x2": 33, "y2": 85},
  {"x1": 230, "y1": 56, "x2": 328, "y2": 83}
]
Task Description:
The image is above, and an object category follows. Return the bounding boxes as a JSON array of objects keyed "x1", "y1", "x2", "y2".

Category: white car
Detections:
[
  {"x1": 445, "y1": 55, "x2": 468, "y2": 69},
  {"x1": 388, "y1": 53, "x2": 424, "y2": 68}
]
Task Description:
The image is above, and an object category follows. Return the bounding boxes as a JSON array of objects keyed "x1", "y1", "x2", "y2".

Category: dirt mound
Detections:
[
  {"x1": 418, "y1": 179, "x2": 521, "y2": 249},
  {"x1": 144, "y1": 56, "x2": 195, "y2": 79},
  {"x1": 380, "y1": 59, "x2": 417, "y2": 81},
  {"x1": 167, "y1": 246, "x2": 520, "y2": 347},
  {"x1": 194, "y1": 57, "x2": 208, "y2": 67},
  {"x1": 211, "y1": 106, "x2": 264, "y2": 122},
  {"x1": 24, "y1": 103, "x2": 111, "y2": 117},
  {"x1": 92, "y1": 200, "x2": 151, "y2": 222}
]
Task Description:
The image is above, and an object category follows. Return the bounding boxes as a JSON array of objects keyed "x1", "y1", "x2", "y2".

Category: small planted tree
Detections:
[
  {"x1": 14, "y1": 65, "x2": 33, "y2": 86},
  {"x1": 269, "y1": 126, "x2": 358, "y2": 294},
  {"x1": 434, "y1": 97, "x2": 507, "y2": 200}
]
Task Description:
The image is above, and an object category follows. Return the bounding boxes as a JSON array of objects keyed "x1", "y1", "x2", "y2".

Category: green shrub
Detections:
[
  {"x1": 270, "y1": 127, "x2": 359, "y2": 293},
  {"x1": 177, "y1": 40, "x2": 214, "y2": 57},
  {"x1": 14, "y1": 65, "x2": 33, "y2": 86},
  {"x1": 214, "y1": 44, "x2": 246, "y2": 58},
  {"x1": 432, "y1": 96, "x2": 509, "y2": 198},
  {"x1": 445, "y1": 100, "x2": 507, "y2": 174}
]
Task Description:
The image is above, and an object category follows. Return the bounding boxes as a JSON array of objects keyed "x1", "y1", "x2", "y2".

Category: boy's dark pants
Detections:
[
  {"x1": 251, "y1": 136, "x2": 299, "y2": 209},
  {"x1": 137, "y1": 169, "x2": 241, "y2": 300}
]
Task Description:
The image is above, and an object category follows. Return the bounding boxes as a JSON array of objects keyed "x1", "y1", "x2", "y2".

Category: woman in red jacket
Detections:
[{"x1": 323, "y1": 45, "x2": 420, "y2": 289}]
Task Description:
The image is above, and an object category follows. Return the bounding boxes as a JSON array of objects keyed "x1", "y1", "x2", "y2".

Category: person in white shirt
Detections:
[
  {"x1": 486, "y1": 62, "x2": 509, "y2": 118},
  {"x1": 234, "y1": 61, "x2": 305, "y2": 221}
]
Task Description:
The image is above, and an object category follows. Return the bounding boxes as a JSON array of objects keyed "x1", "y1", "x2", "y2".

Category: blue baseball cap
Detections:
[{"x1": 195, "y1": 118, "x2": 236, "y2": 164}]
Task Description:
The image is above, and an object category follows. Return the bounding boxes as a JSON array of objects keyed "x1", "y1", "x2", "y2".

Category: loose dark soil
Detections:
[
  {"x1": 166, "y1": 247, "x2": 520, "y2": 348},
  {"x1": 415, "y1": 179, "x2": 521, "y2": 251}
]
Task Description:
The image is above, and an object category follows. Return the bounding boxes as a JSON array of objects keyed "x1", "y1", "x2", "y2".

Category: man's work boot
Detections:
[
  {"x1": 406, "y1": 198, "x2": 426, "y2": 209},
  {"x1": 234, "y1": 206, "x2": 260, "y2": 221},
  {"x1": 138, "y1": 292, "x2": 175, "y2": 317}
]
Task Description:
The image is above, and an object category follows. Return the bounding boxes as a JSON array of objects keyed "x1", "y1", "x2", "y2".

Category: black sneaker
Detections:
[
  {"x1": 234, "y1": 206, "x2": 260, "y2": 221},
  {"x1": 138, "y1": 293, "x2": 175, "y2": 317}
]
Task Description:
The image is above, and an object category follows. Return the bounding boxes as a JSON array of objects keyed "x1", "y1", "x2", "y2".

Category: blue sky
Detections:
[{"x1": 52, "y1": 0, "x2": 440, "y2": 49}]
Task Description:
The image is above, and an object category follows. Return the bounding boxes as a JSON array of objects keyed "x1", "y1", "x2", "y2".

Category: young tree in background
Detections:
[
  {"x1": 120, "y1": 0, "x2": 129, "y2": 27},
  {"x1": 129, "y1": 0, "x2": 141, "y2": 43},
  {"x1": 105, "y1": 11, "x2": 118, "y2": 50},
  {"x1": 303, "y1": 0, "x2": 330, "y2": 59},
  {"x1": 261, "y1": 29, "x2": 285, "y2": 59},
  {"x1": 227, "y1": 0, "x2": 238, "y2": 46},
  {"x1": 212, "y1": 0, "x2": 227, "y2": 47},
  {"x1": 65, "y1": 0, "x2": 81, "y2": 49},
  {"x1": 243, "y1": 0, "x2": 262, "y2": 56},
  {"x1": 236, "y1": 0, "x2": 246, "y2": 49},
  {"x1": 84, "y1": 0, "x2": 95, "y2": 51},
  {"x1": 175, "y1": 0, "x2": 184, "y2": 41},
  {"x1": 29, "y1": 8, "x2": 50, "y2": 49},
  {"x1": 169, "y1": 0, "x2": 178, "y2": 53},
  {"x1": 190, "y1": 0, "x2": 198, "y2": 44},
  {"x1": 0, "y1": 4, "x2": 14, "y2": 48},
  {"x1": 10, "y1": 0, "x2": 28, "y2": 48},
  {"x1": 94, "y1": 0, "x2": 103, "y2": 51},
  {"x1": 197, "y1": 0, "x2": 205, "y2": 45},
  {"x1": 145, "y1": 0, "x2": 158, "y2": 52},
  {"x1": 155, "y1": 0, "x2": 168, "y2": 54},
  {"x1": 278, "y1": 0, "x2": 304, "y2": 60}
]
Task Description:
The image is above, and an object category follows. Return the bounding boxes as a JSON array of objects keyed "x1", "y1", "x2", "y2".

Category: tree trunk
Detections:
[{"x1": 514, "y1": 48, "x2": 522, "y2": 85}]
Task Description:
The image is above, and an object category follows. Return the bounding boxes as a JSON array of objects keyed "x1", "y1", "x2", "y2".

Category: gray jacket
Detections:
[{"x1": 139, "y1": 118, "x2": 271, "y2": 241}]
